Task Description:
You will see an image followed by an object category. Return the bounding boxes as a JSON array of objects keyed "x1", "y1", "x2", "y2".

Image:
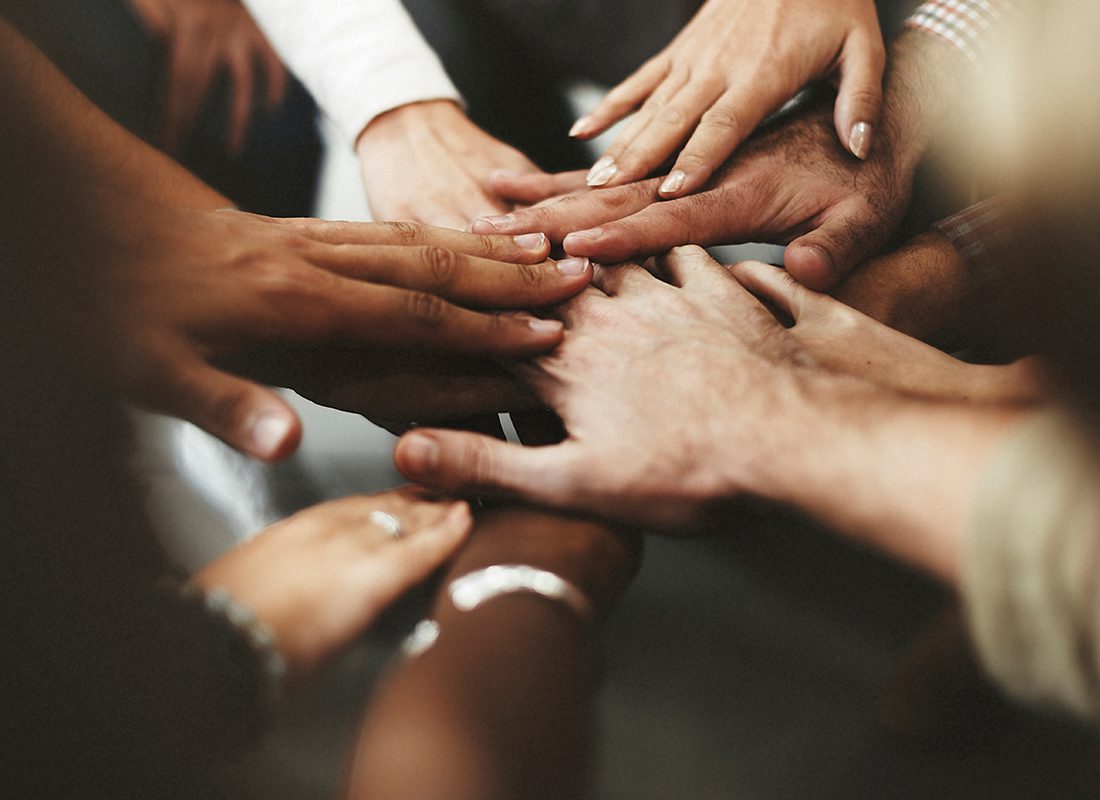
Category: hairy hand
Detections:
[
  {"x1": 572, "y1": 0, "x2": 884, "y2": 195},
  {"x1": 357, "y1": 100, "x2": 540, "y2": 230},
  {"x1": 129, "y1": 0, "x2": 287, "y2": 155},
  {"x1": 392, "y1": 247, "x2": 820, "y2": 528},
  {"x1": 479, "y1": 99, "x2": 910, "y2": 290},
  {"x1": 194, "y1": 488, "x2": 470, "y2": 678}
]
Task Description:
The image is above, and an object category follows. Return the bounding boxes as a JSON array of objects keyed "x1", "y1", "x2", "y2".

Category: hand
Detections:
[
  {"x1": 572, "y1": 0, "x2": 884, "y2": 195},
  {"x1": 730, "y1": 260, "x2": 1047, "y2": 404},
  {"x1": 392, "y1": 247, "x2": 819, "y2": 528},
  {"x1": 194, "y1": 488, "x2": 471, "y2": 679},
  {"x1": 356, "y1": 100, "x2": 540, "y2": 229},
  {"x1": 478, "y1": 96, "x2": 910, "y2": 290},
  {"x1": 35, "y1": 185, "x2": 591, "y2": 461},
  {"x1": 128, "y1": 0, "x2": 287, "y2": 155}
]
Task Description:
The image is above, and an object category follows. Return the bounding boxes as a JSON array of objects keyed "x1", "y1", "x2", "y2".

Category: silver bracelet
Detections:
[
  {"x1": 448, "y1": 564, "x2": 594, "y2": 621},
  {"x1": 400, "y1": 565, "x2": 594, "y2": 661}
]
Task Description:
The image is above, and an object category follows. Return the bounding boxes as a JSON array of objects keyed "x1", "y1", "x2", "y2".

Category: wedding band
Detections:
[
  {"x1": 369, "y1": 510, "x2": 403, "y2": 540},
  {"x1": 401, "y1": 619, "x2": 440, "y2": 659}
]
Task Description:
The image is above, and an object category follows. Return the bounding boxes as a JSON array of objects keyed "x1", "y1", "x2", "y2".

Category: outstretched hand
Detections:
[
  {"x1": 571, "y1": 0, "x2": 884, "y2": 195},
  {"x1": 392, "y1": 247, "x2": 820, "y2": 528},
  {"x1": 477, "y1": 97, "x2": 911, "y2": 290},
  {"x1": 32, "y1": 186, "x2": 591, "y2": 461}
]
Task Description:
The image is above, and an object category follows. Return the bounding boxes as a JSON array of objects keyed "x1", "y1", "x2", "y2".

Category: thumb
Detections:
[
  {"x1": 394, "y1": 429, "x2": 574, "y2": 505},
  {"x1": 784, "y1": 208, "x2": 884, "y2": 291},
  {"x1": 833, "y1": 34, "x2": 885, "y2": 161},
  {"x1": 151, "y1": 360, "x2": 302, "y2": 461}
]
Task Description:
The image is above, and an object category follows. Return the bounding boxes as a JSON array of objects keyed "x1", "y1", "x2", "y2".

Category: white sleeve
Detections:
[{"x1": 241, "y1": 0, "x2": 462, "y2": 148}]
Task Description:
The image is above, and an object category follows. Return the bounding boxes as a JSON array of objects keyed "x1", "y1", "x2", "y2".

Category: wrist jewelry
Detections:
[
  {"x1": 400, "y1": 565, "x2": 594, "y2": 660},
  {"x1": 447, "y1": 564, "x2": 594, "y2": 621}
]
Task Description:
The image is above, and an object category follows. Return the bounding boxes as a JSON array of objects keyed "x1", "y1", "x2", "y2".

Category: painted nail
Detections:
[
  {"x1": 402, "y1": 433, "x2": 440, "y2": 472},
  {"x1": 249, "y1": 412, "x2": 290, "y2": 458},
  {"x1": 513, "y1": 232, "x2": 547, "y2": 249},
  {"x1": 477, "y1": 213, "x2": 515, "y2": 230},
  {"x1": 586, "y1": 160, "x2": 618, "y2": 187},
  {"x1": 556, "y1": 256, "x2": 590, "y2": 276},
  {"x1": 849, "y1": 122, "x2": 872, "y2": 160},
  {"x1": 527, "y1": 317, "x2": 563, "y2": 334},
  {"x1": 569, "y1": 115, "x2": 594, "y2": 138},
  {"x1": 659, "y1": 170, "x2": 686, "y2": 195}
]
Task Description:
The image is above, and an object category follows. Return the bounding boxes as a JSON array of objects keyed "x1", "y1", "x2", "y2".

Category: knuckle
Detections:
[
  {"x1": 406, "y1": 290, "x2": 449, "y2": 327},
  {"x1": 377, "y1": 220, "x2": 423, "y2": 246},
  {"x1": 420, "y1": 245, "x2": 460, "y2": 288},
  {"x1": 516, "y1": 262, "x2": 544, "y2": 288},
  {"x1": 845, "y1": 87, "x2": 882, "y2": 112},
  {"x1": 701, "y1": 105, "x2": 744, "y2": 143},
  {"x1": 464, "y1": 440, "x2": 498, "y2": 490},
  {"x1": 658, "y1": 104, "x2": 689, "y2": 129}
]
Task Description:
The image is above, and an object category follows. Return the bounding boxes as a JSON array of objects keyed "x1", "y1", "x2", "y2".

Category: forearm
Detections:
[
  {"x1": 742, "y1": 373, "x2": 1025, "y2": 583},
  {"x1": 349, "y1": 509, "x2": 640, "y2": 800},
  {"x1": 0, "y1": 18, "x2": 226, "y2": 209}
]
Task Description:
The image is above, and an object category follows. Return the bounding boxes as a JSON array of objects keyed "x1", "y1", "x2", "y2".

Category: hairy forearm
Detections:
[
  {"x1": 0, "y1": 18, "x2": 227, "y2": 209},
  {"x1": 349, "y1": 509, "x2": 640, "y2": 800}
]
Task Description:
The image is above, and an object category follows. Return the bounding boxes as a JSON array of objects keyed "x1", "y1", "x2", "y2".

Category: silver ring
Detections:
[{"x1": 369, "y1": 510, "x2": 403, "y2": 540}]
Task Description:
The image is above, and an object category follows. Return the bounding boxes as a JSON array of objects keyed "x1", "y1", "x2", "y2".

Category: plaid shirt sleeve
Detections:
[
  {"x1": 932, "y1": 196, "x2": 1011, "y2": 286},
  {"x1": 905, "y1": 1, "x2": 1018, "y2": 69}
]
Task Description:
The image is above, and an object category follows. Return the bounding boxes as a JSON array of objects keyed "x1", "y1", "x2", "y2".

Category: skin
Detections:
[
  {"x1": 128, "y1": 0, "x2": 287, "y2": 155},
  {"x1": 194, "y1": 488, "x2": 472, "y2": 681},
  {"x1": 2, "y1": 20, "x2": 592, "y2": 461},
  {"x1": 574, "y1": 0, "x2": 885, "y2": 194},
  {"x1": 348, "y1": 508, "x2": 640, "y2": 800},
  {"x1": 393, "y1": 248, "x2": 1025, "y2": 582},
  {"x1": 356, "y1": 99, "x2": 541, "y2": 230},
  {"x1": 476, "y1": 29, "x2": 970, "y2": 291}
]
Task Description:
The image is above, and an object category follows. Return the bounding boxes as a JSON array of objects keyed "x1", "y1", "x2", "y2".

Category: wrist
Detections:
[{"x1": 355, "y1": 99, "x2": 463, "y2": 158}]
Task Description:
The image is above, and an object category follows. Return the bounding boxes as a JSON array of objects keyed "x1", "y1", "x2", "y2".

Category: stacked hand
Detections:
[{"x1": 571, "y1": 0, "x2": 884, "y2": 195}]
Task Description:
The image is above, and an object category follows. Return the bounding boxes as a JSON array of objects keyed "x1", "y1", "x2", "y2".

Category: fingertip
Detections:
[
  {"x1": 658, "y1": 169, "x2": 687, "y2": 198},
  {"x1": 395, "y1": 431, "x2": 442, "y2": 480},
  {"x1": 471, "y1": 214, "x2": 515, "y2": 234},
  {"x1": 562, "y1": 228, "x2": 604, "y2": 256},
  {"x1": 784, "y1": 243, "x2": 835, "y2": 291},
  {"x1": 848, "y1": 121, "x2": 873, "y2": 161},
  {"x1": 246, "y1": 408, "x2": 302, "y2": 462}
]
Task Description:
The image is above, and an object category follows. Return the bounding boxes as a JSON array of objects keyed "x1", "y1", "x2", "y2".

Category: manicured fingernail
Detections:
[
  {"x1": 563, "y1": 228, "x2": 603, "y2": 248},
  {"x1": 569, "y1": 115, "x2": 593, "y2": 138},
  {"x1": 659, "y1": 169, "x2": 686, "y2": 196},
  {"x1": 249, "y1": 412, "x2": 290, "y2": 457},
  {"x1": 849, "y1": 122, "x2": 872, "y2": 160},
  {"x1": 402, "y1": 433, "x2": 440, "y2": 472},
  {"x1": 477, "y1": 214, "x2": 515, "y2": 230},
  {"x1": 527, "y1": 317, "x2": 563, "y2": 334},
  {"x1": 513, "y1": 232, "x2": 547, "y2": 249},
  {"x1": 586, "y1": 159, "x2": 618, "y2": 187},
  {"x1": 556, "y1": 256, "x2": 590, "y2": 276}
]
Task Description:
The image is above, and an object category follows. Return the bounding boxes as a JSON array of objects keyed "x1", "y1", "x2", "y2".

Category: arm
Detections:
[
  {"x1": 348, "y1": 509, "x2": 640, "y2": 800},
  {"x1": 241, "y1": 0, "x2": 537, "y2": 227}
]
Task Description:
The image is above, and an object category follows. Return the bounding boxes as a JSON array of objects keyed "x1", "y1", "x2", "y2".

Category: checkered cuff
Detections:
[
  {"x1": 933, "y1": 196, "x2": 1010, "y2": 287},
  {"x1": 905, "y1": 1, "x2": 1017, "y2": 69}
]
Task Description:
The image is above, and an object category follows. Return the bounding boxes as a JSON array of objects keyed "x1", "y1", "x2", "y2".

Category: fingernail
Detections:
[
  {"x1": 527, "y1": 317, "x2": 563, "y2": 334},
  {"x1": 563, "y1": 228, "x2": 603, "y2": 248},
  {"x1": 556, "y1": 256, "x2": 590, "y2": 276},
  {"x1": 586, "y1": 159, "x2": 618, "y2": 187},
  {"x1": 659, "y1": 170, "x2": 686, "y2": 195},
  {"x1": 513, "y1": 232, "x2": 547, "y2": 249},
  {"x1": 569, "y1": 115, "x2": 593, "y2": 138},
  {"x1": 249, "y1": 412, "x2": 290, "y2": 458},
  {"x1": 402, "y1": 433, "x2": 440, "y2": 473},
  {"x1": 477, "y1": 213, "x2": 515, "y2": 231},
  {"x1": 849, "y1": 122, "x2": 872, "y2": 160}
]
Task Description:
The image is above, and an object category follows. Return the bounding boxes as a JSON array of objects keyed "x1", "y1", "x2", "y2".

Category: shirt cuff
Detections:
[
  {"x1": 904, "y1": 1, "x2": 1017, "y2": 70},
  {"x1": 932, "y1": 195, "x2": 1010, "y2": 288}
]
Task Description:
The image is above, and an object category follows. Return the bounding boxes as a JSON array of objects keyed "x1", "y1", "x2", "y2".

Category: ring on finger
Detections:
[{"x1": 369, "y1": 510, "x2": 404, "y2": 540}]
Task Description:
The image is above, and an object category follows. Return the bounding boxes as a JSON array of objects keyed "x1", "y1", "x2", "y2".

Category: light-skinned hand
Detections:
[
  {"x1": 194, "y1": 488, "x2": 471, "y2": 679},
  {"x1": 571, "y1": 0, "x2": 884, "y2": 195}
]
